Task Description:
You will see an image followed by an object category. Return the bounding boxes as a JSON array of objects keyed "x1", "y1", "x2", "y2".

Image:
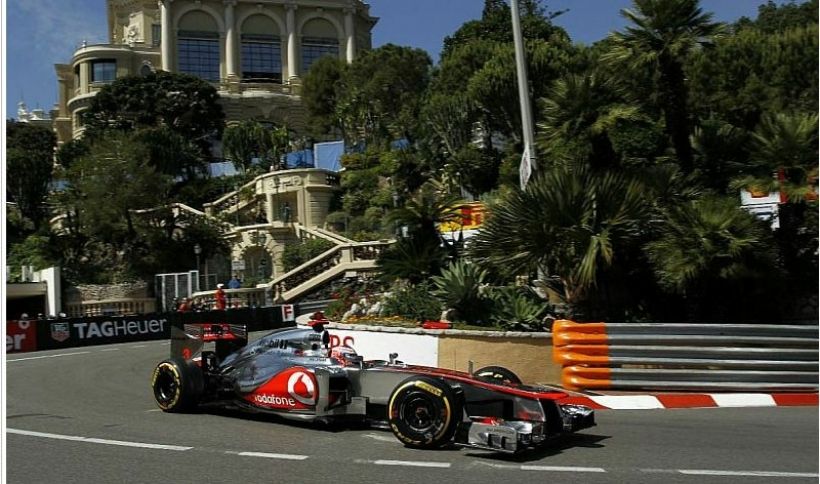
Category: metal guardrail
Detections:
[{"x1": 552, "y1": 320, "x2": 819, "y2": 392}]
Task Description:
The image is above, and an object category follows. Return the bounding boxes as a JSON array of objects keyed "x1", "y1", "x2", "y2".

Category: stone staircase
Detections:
[{"x1": 191, "y1": 221, "x2": 392, "y2": 305}]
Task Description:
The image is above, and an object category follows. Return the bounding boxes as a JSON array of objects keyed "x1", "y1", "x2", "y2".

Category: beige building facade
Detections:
[{"x1": 54, "y1": 0, "x2": 377, "y2": 144}]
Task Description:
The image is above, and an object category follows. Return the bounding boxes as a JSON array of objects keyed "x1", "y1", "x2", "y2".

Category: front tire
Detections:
[
  {"x1": 151, "y1": 357, "x2": 203, "y2": 412},
  {"x1": 387, "y1": 376, "x2": 463, "y2": 449}
]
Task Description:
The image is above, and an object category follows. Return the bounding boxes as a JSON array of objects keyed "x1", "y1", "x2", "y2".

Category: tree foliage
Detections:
[
  {"x1": 83, "y1": 71, "x2": 224, "y2": 159},
  {"x1": 469, "y1": 167, "x2": 647, "y2": 308},
  {"x1": 604, "y1": 0, "x2": 725, "y2": 172},
  {"x1": 6, "y1": 121, "x2": 56, "y2": 230},
  {"x1": 223, "y1": 120, "x2": 290, "y2": 173}
]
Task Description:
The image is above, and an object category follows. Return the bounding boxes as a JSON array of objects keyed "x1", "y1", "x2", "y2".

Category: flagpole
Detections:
[{"x1": 511, "y1": 0, "x2": 536, "y2": 189}]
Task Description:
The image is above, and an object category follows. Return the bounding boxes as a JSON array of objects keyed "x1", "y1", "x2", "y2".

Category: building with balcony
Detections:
[{"x1": 53, "y1": 0, "x2": 378, "y2": 144}]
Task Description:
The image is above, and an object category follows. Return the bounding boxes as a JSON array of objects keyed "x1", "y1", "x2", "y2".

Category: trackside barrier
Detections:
[
  {"x1": 552, "y1": 320, "x2": 819, "y2": 392},
  {"x1": 6, "y1": 306, "x2": 296, "y2": 353}
]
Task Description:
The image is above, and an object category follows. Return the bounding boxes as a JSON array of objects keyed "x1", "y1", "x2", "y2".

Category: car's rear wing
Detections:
[{"x1": 170, "y1": 322, "x2": 248, "y2": 361}]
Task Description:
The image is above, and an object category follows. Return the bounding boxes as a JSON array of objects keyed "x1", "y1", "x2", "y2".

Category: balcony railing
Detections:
[{"x1": 65, "y1": 298, "x2": 157, "y2": 317}]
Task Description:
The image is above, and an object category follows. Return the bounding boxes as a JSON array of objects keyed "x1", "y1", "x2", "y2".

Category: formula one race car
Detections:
[{"x1": 151, "y1": 319, "x2": 594, "y2": 453}]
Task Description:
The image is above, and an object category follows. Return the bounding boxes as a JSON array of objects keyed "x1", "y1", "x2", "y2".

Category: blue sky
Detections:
[{"x1": 5, "y1": 0, "x2": 776, "y2": 120}]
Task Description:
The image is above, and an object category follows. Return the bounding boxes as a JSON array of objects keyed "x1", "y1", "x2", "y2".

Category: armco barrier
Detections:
[
  {"x1": 6, "y1": 306, "x2": 296, "y2": 353},
  {"x1": 552, "y1": 320, "x2": 819, "y2": 392}
]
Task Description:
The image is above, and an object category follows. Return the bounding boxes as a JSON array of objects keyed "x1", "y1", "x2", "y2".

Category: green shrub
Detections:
[
  {"x1": 488, "y1": 286, "x2": 550, "y2": 331},
  {"x1": 431, "y1": 260, "x2": 492, "y2": 325},
  {"x1": 282, "y1": 238, "x2": 335, "y2": 272},
  {"x1": 381, "y1": 282, "x2": 441, "y2": 322}
]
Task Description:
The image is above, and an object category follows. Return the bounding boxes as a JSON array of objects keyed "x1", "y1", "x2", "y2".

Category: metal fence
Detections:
[{"x1": 552, "y1": 320, "x2": 819, "y2": 392}]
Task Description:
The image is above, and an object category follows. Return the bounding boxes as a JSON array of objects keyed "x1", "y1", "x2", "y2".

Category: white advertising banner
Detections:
[{"x1": 326, "y1": 328, "x2": 438, "y2": 367}]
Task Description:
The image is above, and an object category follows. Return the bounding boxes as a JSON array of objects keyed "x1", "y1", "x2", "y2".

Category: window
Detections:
[
  {"x1": 178, "y1": 30, "x2": 220, "y2": 82},
  {"x1": 241, "y1": 34, "x2": 281, "y2": 83},
  {"x1": 301, "y1": 37, "x2": 338, "y2": 72},
  {"x1": 152, "y1": 24, "x2": 161, "y2": 46},
  {"x1": 91, "y1": 60, "x2": 116, "y2": 83}
]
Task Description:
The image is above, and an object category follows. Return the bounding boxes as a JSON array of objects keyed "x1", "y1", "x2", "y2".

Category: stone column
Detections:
[
  {"x1": 159, "y1": 0, "x2": 173, "y2": 71},
  {"x1": 224, "y1": 0, "x2": 237, "y2": 79},
  {"x1": 344, "y1": 7, "x2": 355, "y2": 63},
  {"x1": 285, "y1": 2, "x2": 298, "y2": 80},
  {"x1": 80, "y1": 62, "x2": 90, "y2": 94},
  {"x1": 266, "y1": 193, "x2": 275, "y2": 224}
]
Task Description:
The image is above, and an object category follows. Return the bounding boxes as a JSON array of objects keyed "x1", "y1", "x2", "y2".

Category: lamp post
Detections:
[{"x1": 193, "y1": 243, "x2": 202, "y2": 292}]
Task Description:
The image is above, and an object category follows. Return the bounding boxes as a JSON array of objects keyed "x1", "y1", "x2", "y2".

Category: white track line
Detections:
[
  {"x1": 235, "y1": 451, "x2": 309, "y2": 461},
  {"x1": 6, "y1": 352, "x2": 91, "y2": 362},
  {"x1": 679, "y1": 469, "x2": 818, "y2": 478},
  {"x1": 361, "y1": 433, "x2": 397, "y2": 443},
  {"x1": 371, "y1": 460, "x2": 451, "y2": 469},
  {"x1": 520, "y1": 465, "x2": 606, "y2": 473},
  {"x1": 7, "y1": 428, "x2": 192, "y2": 451},
  {"x1": 100, "y1": 348, "x2": 120, "y2": 352}
]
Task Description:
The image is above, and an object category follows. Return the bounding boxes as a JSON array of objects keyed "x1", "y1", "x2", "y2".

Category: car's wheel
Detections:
[
  {"x1": 151, "y1": 357, "x2": 203, "y2": 412},
  {"x1": 474, "y1": 365, "x2": 522, "y2": 385},
  {"x1": 387, "y1": 376, "x2": 463, "y2": 449}
]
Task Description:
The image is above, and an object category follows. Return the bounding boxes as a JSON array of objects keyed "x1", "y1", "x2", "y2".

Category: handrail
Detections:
[{"x1": 313, "y1": 227, "x2": 358, "y2": 244}]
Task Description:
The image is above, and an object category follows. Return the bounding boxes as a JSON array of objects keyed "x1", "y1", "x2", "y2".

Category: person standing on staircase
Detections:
[{"x1": 215, "y1": 283, "x2": 227, "y2": 310}]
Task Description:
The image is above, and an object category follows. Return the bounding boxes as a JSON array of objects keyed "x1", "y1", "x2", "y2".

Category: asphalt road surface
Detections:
[{"x1": 6, "y1": 339, "x2": 819, "y2": 484}]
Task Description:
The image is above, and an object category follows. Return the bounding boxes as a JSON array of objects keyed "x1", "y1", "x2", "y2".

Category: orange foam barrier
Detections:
[
  {"x1": 552, "y1": 344, "x2": 610, "y2": 365},
  {"x1": 553, "y1": 331, "x2": 609, "y2": 346},
  {"x1": 552, "y1": 321, "x2": 613, "y2": 391},
  {"x1": 561, "y1": 366, "x2": 613, "y2": 391},
  {"x1": 552, "y1": 320, "x2": 607, "y2": 334}
]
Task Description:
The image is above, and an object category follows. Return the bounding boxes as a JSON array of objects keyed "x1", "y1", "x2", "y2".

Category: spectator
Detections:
[
  {"x1": 177, "y1": 298, "x2": 191, "y2": 312},
  {"x1": 228, "y1": 274, "x2": 242, "y2": 289},
  {"x1": 255, "y1": 207, "x2": 267, "y2": 224},
  {"x1": 281, "y1": 201, "x2": 292, "y2": 223},
  {"x1": 215, "y1": 283, "x2": 227, "y2": 310}
]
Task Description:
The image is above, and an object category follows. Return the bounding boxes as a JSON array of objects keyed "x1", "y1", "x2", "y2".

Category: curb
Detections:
[{"x1": 558, "y1": 392, "x2": 819, "y2": 410}]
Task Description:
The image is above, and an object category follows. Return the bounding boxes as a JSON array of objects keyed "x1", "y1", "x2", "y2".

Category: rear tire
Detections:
[
  {"x1": 151, "y1": 357, "x2": 203, "y2": 412},
  {"x1": 474, "y1": 365, "x2": 522, "y2": 385},
  {"x1": 387, "y1": 376, "x2": 462, "y2": 449}
]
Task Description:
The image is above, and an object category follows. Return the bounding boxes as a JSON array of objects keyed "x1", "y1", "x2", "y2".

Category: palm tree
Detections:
[
  {"x1": 468, "y1": 166, "x2": 647, "y2": 310},
  {"x1": 733, "y1": 112, "x2": 818, "y2": 202},
  {"x1": 378, "y1": 180, "x2": 463, "y2": 283},
  {"x1": 537, "y1": 71, "x2": 643, "y2": 169},
  {"x1": 605, "y1": 0, "x2": 724, "y2": 173},
  {"x1": 387, "y1": 180, "x2": 462, "y2": 245},
  {"x1": 645, "y1": 196, "x2": 777, "y2": 319}
]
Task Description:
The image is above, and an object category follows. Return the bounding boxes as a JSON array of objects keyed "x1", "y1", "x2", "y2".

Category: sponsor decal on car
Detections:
[
  {"x1": 254, "y1": 394, "x2": 297, "y2": 407},
  {"x1": 246, "y1": 367, "x2": 318, "y2": 410}
]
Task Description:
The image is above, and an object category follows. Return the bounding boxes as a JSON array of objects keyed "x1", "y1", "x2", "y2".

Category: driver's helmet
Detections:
[{"x1": 330, "y1": 345, "x2": 359, "y2": 365}]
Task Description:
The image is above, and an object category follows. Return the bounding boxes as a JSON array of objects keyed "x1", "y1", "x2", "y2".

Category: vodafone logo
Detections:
[
  {"x1": 248, "y1": 367, "x2": 317, "y2": 409},
  {"x1": 254, "y1": 394, "x2": 296, "y2": 406},
  {"x1": 287, "y1": 371, "x2": 316, "y2": 405}
]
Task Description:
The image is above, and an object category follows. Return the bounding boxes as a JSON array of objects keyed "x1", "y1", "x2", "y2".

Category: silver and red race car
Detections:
[{"x1": 151, "y1": 319, "x2": 594, "y2": 453}]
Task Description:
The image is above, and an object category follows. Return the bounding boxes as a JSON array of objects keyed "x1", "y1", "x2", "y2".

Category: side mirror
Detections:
[{"x1": 389, "y1": 352, "x2": 398, "y2": 364}]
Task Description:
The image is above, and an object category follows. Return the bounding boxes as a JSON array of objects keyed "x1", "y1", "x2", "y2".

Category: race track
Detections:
[{"x1": 6, "y1": 338, "x2": 819, "y2": 484}]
